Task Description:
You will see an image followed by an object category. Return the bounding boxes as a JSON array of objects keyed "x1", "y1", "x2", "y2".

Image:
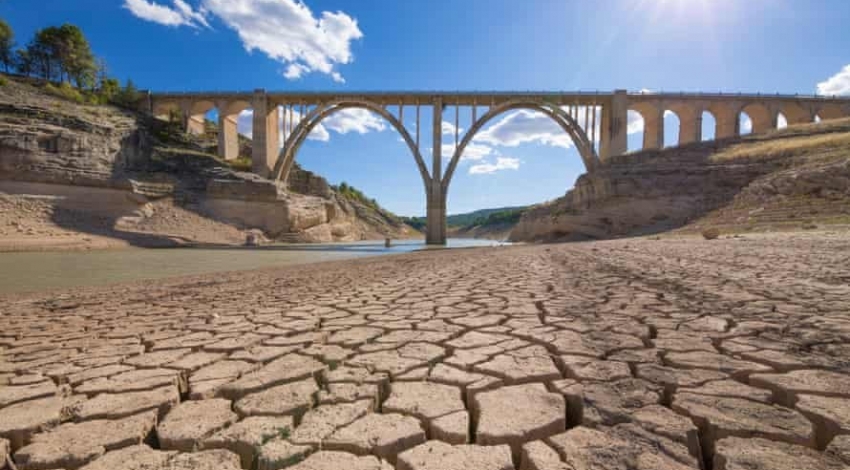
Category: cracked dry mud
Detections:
[{"x1": 1, "y1": 232, "x2": 850, "y2": 470}]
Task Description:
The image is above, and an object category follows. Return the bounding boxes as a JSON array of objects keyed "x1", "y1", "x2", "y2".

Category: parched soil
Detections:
[{"x1": 1, "y1": 232, "x2": 849, "y2": 470}]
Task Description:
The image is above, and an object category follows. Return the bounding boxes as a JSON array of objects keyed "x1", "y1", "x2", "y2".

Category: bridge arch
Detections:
[
  {"x1": 628, "y1": 103, "x2": 663, "y2": 151},
  {"x1": 817, "y1": 103, "x2": 849, "y2": 121},
  {"x1": 442, "y1": 100, "x2": 599, "y2": 193},
  {"x1": 739, "y1": 103, "x2": 774, "y2": 134},
  {"x1": 700, "y1": 109, "x2": 717, "y2": 141},
  {"x1": 780, "y1": 103, "x2": 812, "y2": 126},
  {"x1": 662, "y1": 108, "x2": 681, "y2": 147},
  {"x1": 272, "y1": 100, "x2": 430, "y2": 191}
]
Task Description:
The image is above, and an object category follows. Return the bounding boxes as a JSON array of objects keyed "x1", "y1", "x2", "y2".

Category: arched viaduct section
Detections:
[{"x1": 145, "y1": 89, "x2": 850, "y2": 244}]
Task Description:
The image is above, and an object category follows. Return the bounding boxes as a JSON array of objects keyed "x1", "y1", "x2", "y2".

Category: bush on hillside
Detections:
[{"x1": 701, "y1": 227, "x2": 721, "y2": 240}]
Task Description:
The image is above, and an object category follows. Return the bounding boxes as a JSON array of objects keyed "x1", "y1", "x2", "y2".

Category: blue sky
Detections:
[{"x1": 3, "y1": 0, "x2": 850, "y2": 216}]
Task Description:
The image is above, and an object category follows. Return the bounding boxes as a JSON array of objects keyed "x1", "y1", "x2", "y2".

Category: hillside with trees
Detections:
[
  {"x1": 0, "y1": 16, "x2": 417, "y2": 248},
  {"x1": 0, "y1": 18, "x2": 139, "y2": 106}
]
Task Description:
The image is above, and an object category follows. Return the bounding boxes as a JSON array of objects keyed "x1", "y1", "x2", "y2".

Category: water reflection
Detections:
[{"x1": 0, "y1": 239, "x2": 504, "y2": 295}]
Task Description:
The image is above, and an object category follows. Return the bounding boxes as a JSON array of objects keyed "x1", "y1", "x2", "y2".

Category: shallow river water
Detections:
[{"x1": 0, "y1": 239, "x2": 500, "y2": 295}]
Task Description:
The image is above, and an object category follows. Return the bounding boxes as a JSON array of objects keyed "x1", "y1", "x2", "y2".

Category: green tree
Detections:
[
  {"x1": 27, "y1": 24, "x2": 96, "y2": 86},
  {"x1": 99, "y1": 77, "x2": 120, "y2": 101},
  {"x1": 13, "y1": 48, "x2": 31, "y2": 76},
  {"x1": 111, "y1": 79, "x2": 140, "y2": 107},
  {"x1": 0, "y1": 19, "x2": 13, "y2": 72}
]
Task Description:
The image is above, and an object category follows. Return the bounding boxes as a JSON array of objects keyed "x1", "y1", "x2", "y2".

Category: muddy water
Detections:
[{"x1": 0, "y1": 239, "x2": 501, "y2": 295}]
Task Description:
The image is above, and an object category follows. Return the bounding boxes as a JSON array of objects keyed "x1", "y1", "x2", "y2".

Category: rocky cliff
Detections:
[
  {"x1": 0, "y1": 75, "x2": 415, "y2": 250},
  {"x1": 511, "y1": 119, "x2": 850, "y2": 242}
]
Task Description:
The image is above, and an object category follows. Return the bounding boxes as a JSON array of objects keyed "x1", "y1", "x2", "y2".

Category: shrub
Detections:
[
  {"x1": 701, "y1": 227, "x2": 721, "y2": 240},
  {"x1": 0, "y1": 75, "x2": 7, "y2": 87},
  {"x1": 44, "y1": 81, "x2": 85, "y2": 104},
  {"x1": 228, "y1": 156, "x2": 252, "y2": 172}
]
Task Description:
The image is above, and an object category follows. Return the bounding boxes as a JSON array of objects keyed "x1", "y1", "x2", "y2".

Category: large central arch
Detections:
[
  {"x1": 272, "y1": 100, "x2": 431, "y2": 191},
  {"x1": 442, "y1": 100, "x2": 600, "y2": 193}
]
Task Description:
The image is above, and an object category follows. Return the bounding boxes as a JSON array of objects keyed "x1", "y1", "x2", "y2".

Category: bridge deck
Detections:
[{"x1": 149, "y1": 90, "x2": 850, "y2": 106}]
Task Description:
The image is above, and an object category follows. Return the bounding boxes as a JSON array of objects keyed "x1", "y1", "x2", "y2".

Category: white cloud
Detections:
[
  {"x1": 469, "y1": 157, "x2": 521, "y2": 175},
  {"x1": 817, "y1": 65, "x2": 850, "y2": 96},
  {"x1": 441, "y1": 142, "x2": 492, "y2": 161},
  {"x1": 284, "y1": 63, "x2": 309, "y2": 80},
  {"x1": 740, "y1": 115, "x2": 753, "y2": 133},
  {"x1": 173, "y1": 0, "x2": 210, "y2": 27},
  {"x1": 124, "y1": 0, "x2": 208, "y2": 28},
  {"x1": 476, "y1": 110, "x2": 574, "y2": 149},
  {"x1": 627, "y1": 110, "x2": 645, "y2": 135},
  {"x1": 322, "y1": 108, "x2": 385, "y2": 135},
  {"x1": 125, "y1": 0, "x2": 363, "y2": 82},
  {"x1": 203, "y1": 0, "x2": 362, "y2": 82},
  {"x1": 442, "y1": 121, "x2": 464, "y2": 135}
]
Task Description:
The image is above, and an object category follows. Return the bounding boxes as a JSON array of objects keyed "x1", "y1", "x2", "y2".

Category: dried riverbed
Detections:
[{"x1": 1, "y1": 232, "x2": 849, "y2": 470}]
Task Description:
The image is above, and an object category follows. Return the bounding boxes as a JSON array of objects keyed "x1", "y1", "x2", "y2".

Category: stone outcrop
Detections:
[
  {"x1": 511, "y1": 120, "x2": 850, "y2": 242},
  {"x1": 0, "y1": 76, "x2": 413, "y2": 248}
]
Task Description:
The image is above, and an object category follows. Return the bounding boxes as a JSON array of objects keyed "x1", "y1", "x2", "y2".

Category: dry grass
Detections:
[{"x1": 711, "y1": 131, "x2": 850, "y2": 163}]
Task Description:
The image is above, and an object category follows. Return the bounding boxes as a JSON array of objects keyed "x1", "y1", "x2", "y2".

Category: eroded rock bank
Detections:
[
  {"x1": 511, "y1": 120, "x2": 850, "y2": 242},
  {"x1": 0, "y1": 76, "x2": 415, "y2": 251}
]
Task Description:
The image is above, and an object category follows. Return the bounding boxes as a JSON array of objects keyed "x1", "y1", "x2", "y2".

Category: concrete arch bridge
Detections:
[{"x1": 146, "y1": 90, "x2": 850, "y2": 244}]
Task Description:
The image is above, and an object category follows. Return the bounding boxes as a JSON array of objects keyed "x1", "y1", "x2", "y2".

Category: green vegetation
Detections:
[
  {"x1": 0, "y1": 18, "x2": 13, "y2": 72},
  {"x1": 465, "y1": 207, "x2": 526, "y2": 228},
  {"x1": 1, "y1": 17, "x2": 141, "y2": 108},
  {"x1": 399, "y1": 216, "x2": 427, "y2": 231},
  {"x1": 446, "y1": 206, "x2": 528, "y2": 227},
  {"x1": 333, "y1": 181, "x2": 382, "y2": 212},
  {"x1": 228, "y1": 156, "x2": 253, "y2": 172},
  {"x1": 400, "y1": 206, "x2": 529, "y2": 232}
]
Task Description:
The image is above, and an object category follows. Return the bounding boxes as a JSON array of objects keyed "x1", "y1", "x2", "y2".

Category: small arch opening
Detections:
[
  {"x1": 663, "y1": 110, "x2": 680, "y2": 148},
  {"x1": 701, "y1": 110, "x2": 716, "y2": 141},
  {"x1": 739, "y1": 111, "x2": 753, "y2": 136},
  {"x1": 627, "y1": 109, "x2": 645, "y2": 152}
]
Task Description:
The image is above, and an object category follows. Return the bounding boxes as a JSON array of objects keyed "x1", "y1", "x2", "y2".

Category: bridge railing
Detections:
[{"x1": 146, "y1": 89, "x2": 850, "y2": 101}]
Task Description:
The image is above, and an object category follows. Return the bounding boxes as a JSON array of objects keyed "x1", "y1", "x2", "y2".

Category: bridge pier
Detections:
[
  {"x1": 251, "y1": 90, "x2": 279, "y2": 177},
  {"x1": 217, "y1": 109, "x2": 239, "y2": 161},
  {"x1": 600, "y1": 90, "x2": 628, "y2": 162},
  {"x1": 426, "y1": 98, "x2": 447, "y2": 245}
]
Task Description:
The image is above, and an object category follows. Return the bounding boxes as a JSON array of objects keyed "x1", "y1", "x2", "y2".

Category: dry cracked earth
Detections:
[{"x1": 1, "y1": 233, "x2": 850, "y2": 470}]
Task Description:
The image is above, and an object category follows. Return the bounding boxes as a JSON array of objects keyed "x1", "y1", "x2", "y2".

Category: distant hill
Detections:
[
  {"x1": 400, "y1": 205, "x2": 529, "y2": 233},
  {"x1": 446, "y1": 206, "x2": 529, "y2": 228}
]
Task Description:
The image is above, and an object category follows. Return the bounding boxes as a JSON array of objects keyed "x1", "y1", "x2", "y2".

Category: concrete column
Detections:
[
  {"x1": 217, "y1": 106, "x2": 239, "y2": 161},
  {"x1": 251, "y1": 90, "x2": 279, "y2": 178},
  {"x1": 642, "y1": 107, "x2": 664, "y2": 150},
  {"x1": 601, "y1": 90, "x2": 628, "y2": 160},
  {"x1": 751, "y1": 111, "x2": 777, "y2": 134},
  {"x1": 677, "y1": 107, "x2": 701, "y2": 145},
  {"x1": 714, "y1": 106, "x2": 738, "y2": 140},
  {"x1": 426, "y1": 98, "x2": 447, "y2": 245},
  {"x1": 180, "y1": 102, "x2": 205, "y2": 135}
]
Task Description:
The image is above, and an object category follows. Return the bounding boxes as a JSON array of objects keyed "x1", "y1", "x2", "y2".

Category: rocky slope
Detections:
[
  {"x1": 0, "y1": 75, "x2": 414, "y2": 250},
  {"x1": 511, "y1": 119, "x2": 850, "y2": 242}
]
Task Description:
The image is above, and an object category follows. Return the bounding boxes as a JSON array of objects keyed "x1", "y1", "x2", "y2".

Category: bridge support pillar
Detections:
[
  {"x1": 678, "y1": 107, "x2": 701, "y2": 145},
  {"x1": 251, "y1": 90, "x2": 279, "y2": 178},
  {"x1": 643, "y1": 107, "x2": 664, "y2": 150},
  {"x1": 714, "y1": 106, "x2": 738, "y2": 140},
  {"x1": 426, "y1": 98, "x2": 447, "y2": 245},
  {"x1": 218, "y1": 111, "x2": 239, "y2": 161},
  {"x1": 600, "y1": 90, "x2": 628, "y2": 161}
]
